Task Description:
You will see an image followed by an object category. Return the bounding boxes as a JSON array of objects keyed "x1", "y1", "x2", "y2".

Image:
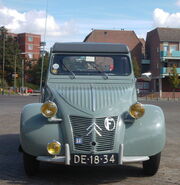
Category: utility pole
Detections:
[
  {"x1": 14, "y1": 55, "x2": 17, "y2": 90},
  {"x1": 21, "y1": 58, "x2": 24, "y2": 94},
  {"x1": 1, "y1": 27, "x2": 6, "y2": 95},
  {"x1": 39, "y1": 0, "x2": 48, "y2": 102},
  {"x1": 20, "y1": 52, "x2": 28, "y2": 94}
]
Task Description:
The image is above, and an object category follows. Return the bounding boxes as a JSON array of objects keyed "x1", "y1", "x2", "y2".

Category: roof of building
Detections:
[
  {"x1": 17, "y1": 33, "x2": 41, "y2": 36},
  {"x1": 84, "y1": 29, "x2": 141, "y2": 51},
  {"x1": 52, "y1": 42, "x2": 129, "y2": 53},
  {"x1": 7, "y1": 33, "x2": 18, "y2": 38},
  {"x1": 156, "y1": 27, "x2": 180, "y2": 42},
  {"x1": 139, "y1": 38, "x2": 145, "y2": 47}
]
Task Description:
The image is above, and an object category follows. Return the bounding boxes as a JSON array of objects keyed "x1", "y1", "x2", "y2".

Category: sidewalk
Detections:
[{"x1": 138, "y1": 97, "x2": 180, "y2": 101}]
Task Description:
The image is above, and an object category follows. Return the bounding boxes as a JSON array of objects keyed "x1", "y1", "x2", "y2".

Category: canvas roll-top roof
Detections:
[{"x1": 51, "y1": 42, "x2": 129, "y2": 53}]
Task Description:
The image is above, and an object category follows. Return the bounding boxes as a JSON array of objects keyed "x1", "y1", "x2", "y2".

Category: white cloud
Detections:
[
  {"x1": 0, "y1": 5, "x2": 154, "y2": 49},
  {"x1": 153, "y1": 8, "x2": 180, "y2": 27},
  {"x1": 0, "y1": 5, "x2": 79, "y2": 48},
  {"x1": 76, "y1": 18, "x2": 152, "y2": 40},
  {"x1": 176, "y1": 0, "x2": 180, "y2": 7}
]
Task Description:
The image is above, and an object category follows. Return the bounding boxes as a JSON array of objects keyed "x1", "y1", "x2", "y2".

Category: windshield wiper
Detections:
[
  {"x1": 62, "y1": 62, "x2": 76, "y2": 79},
  {"x1": 90, "y1": 63, "x2": 108, "y2": 80}
]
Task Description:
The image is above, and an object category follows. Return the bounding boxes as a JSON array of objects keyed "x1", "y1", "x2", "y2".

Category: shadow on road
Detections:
[{"x1": 0, "y1": 134, "x2": 145, "y2": 185}]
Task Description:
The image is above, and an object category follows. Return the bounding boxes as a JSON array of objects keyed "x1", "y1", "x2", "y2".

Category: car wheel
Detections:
[
  {"x1": 143, "y1": 152, "x2": 161, "y2": 176},
  {"x1": 23, "y1": 152, "x2": 39, "y2": 176}
]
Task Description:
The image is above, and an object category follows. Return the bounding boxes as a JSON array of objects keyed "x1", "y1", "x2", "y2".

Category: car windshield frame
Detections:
[{"x1": 50, "y1": 53, "x2": 132, "y2": 76}]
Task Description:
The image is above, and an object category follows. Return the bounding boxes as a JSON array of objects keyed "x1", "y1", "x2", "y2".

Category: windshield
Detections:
[{"x1": 51, "y1": 54, "x2": 131, "y2": 76}]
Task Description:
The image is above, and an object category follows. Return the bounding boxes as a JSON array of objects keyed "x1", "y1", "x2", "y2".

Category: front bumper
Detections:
[{"x1": 36, "y1": 144, "x2": 149, "y2": 165}]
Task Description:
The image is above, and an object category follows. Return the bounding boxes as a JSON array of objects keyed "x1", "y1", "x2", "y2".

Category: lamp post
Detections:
[
  {"x1": 21, "y1": 58, "x2": 24, "y2": 94},
  {"x1": 2, "y1": 33, "x2": 5, "y2": 95},
  {"x1": 20, "y1": 52, "x2": 28, "y2": 94},
  {"x1": 39, "y1": 0, "x2": 48, "y2": 101},
  {"x1": 0, "y1": 27, "x2": 6, "y2": 95},
  {"x1": 14, "y1": 55, "x2": 17, "y2": 90},
  {"x1": 40, "y1": 42, "x2": 46, "y2": 93}
]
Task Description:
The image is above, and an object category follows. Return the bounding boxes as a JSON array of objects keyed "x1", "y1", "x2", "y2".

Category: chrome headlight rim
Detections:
[
  {"x1": 129, "y1": 102, "x2": 145, "y2": 119},
  {"x1": 41, "y1": 101, "x2": 58, "y2": 118}
]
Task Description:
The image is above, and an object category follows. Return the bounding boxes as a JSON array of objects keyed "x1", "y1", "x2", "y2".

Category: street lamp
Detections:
[
  {"x1": 39, "y1": 0, "x2": 48, "y2": 100},
  {"x1": 13, "y1": 55, "x2": 17, "y2": 90},
  {"x1": 0, "y1": 27, "x2": 6, "y2": 95},
  {"x1": 40, "y1": 42, "x2": 46, "y2": 94},
  {"x1": 20, "y1": 52, "x2": 28, "y2": 94}
]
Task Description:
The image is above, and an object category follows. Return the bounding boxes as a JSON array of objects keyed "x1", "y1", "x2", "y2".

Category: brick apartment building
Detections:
[
  {"x1": 17, "y1": 33, "x2": 41, "y2": 60},
  {"x1": 8, "y1": 32, "x2": 41, "y2": 61},
  {"x1": 84, "y1": 29, "x2": 143, "y2": 66},
  {"x1": 146, "y1": 27, "x2": 180, "y2": 97},
  {"x1": 139, "y1": 38, "x2": 150, "y2": 73}
]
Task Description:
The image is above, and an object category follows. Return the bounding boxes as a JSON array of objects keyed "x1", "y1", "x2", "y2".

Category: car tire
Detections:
[
  {"x1": 23, "y1": 152, "x2": 39, "y2": 176},
  {"x1": 143, "y1": 152, "x2": 161, "y2": 176}
]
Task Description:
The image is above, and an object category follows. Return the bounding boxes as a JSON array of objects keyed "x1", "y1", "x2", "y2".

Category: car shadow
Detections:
[{"x1": 0, "y1": 134, "x2": 146, "y2": 185}]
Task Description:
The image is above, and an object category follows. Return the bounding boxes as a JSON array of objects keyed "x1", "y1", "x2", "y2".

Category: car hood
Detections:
[{"x1": 47, "y1": 82, "x2": 137, "y2": 115}]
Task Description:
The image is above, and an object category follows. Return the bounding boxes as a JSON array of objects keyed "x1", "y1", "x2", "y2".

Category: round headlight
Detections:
[
  {"x1": 41, "y1": 101, "x2": 57, "y2": 118},
  {"x1": 47, "y1": 140, "x2": 61, "y2": 155},
  {"x1": 129, "y1": 103, "x2": 145, "y2": 119}
]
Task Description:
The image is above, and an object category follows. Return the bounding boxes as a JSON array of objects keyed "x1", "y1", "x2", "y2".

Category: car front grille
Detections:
[
  {"x1": 96, "y1": 117, "x2": 117, "y2": 151},
  {"x1": 70, "y1": 116, "x2": 118, "y2": 152},
  {"x1": 70, "y1": 116, "x2": 92, "y2": 151}
]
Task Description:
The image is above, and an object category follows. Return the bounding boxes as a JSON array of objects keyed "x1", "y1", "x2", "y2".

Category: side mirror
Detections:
[{"x1": 138, "y1": 72, "x2": 152, "y2": 81}]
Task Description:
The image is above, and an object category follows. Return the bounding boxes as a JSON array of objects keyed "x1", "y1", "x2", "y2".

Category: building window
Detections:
[
  {"x1": 157, "y1": 63, "x2": 159, "y2": 69},
  {"x1": 163, "y1": 46, "x2": 168, "y2": 52},
  {"x1": 28, "y1": 53, "x2": 33, "y2": 59},
  {"x1": 163, "y1": 63, "x2": 167, "y2": 67},
  {"x1": 170, "y1": 45, "x2": 177, "y2": 54},
  {"x1": 163, "y1": 42, "x2": 168, "y2": 46},
  {"x1": 28, "y1": 44, "x2": 33, "y2": 50},
  {"x1": 28, "y1": 36, "x2": 33, "y2": 42}
]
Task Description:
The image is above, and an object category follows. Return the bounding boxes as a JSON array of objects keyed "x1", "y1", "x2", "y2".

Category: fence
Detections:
[{"x1": 139, "y1": 92, "x2": 180, "y2": 101}]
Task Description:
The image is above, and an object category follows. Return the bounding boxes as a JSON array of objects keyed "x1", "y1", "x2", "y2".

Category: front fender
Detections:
[
  {"x1": 124, "y1": 104, "x2": 166, "y2": 156},
  {"x1": 20, "y1": 103, "x2": 64, "y2": 156}
]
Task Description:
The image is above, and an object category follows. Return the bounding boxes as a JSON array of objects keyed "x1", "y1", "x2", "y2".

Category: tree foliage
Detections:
[
  {"x1": 0, "y1": 26, "x2": 21, "y2": 86},
  {"x1": 132, "y1": 56, "x2": 141, "y2": 77},
  {"x1": 28, "y1": 52, "x2": 49, "y2": 86},
  {"x1": 169, "y1": 65, "x2": 180, "y2": 90}
]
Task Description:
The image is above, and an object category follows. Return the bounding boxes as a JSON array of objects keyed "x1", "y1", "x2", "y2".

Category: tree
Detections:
[
  {"x1": 0, "y1": 26, "x2": 21, "y2": 87},
  {"x1": 169, "y1": 65, "x2": 180, "y2": 98},
  {"x1": 28, "y1": 52, "x2": 49, "y2": 86},
  {"x1": 132, "y1": 56, "x2": 141, "y2": 77},
  {"x1": 0, "y1": 26, "x2": 7, "y2": 89}
]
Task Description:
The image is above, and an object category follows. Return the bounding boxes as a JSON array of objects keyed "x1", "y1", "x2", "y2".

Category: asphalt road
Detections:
[{"x1": 0, "y1": 96, "x2": 179, "y2": 185}]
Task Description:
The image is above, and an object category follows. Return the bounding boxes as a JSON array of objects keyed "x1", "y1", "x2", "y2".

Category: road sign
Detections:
[{"x1": 12, "y1": 73, "x2": 18, "y2": 78}]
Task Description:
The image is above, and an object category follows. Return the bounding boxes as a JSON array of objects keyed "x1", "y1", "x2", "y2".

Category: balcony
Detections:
[
  {"x1": 160, "y1": 51, "x2": 180, "y2": 59},
  {"x1": 141, "y1": 59, "x2": 150, "y2": 64},
  {"x1": 161, "y1": 67, "x2": 180, "y2": 75},
  {"x1": 172, "y1": 51, "x2": 180, "y2": 57},
  {"x1": 160, "y1": 51, "x2": 168, "y2": 57}
]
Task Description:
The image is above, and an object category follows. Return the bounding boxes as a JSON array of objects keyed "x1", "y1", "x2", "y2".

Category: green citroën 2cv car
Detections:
[{"x1": 20, "y1": 42, "x2": 166, "y2": 176}]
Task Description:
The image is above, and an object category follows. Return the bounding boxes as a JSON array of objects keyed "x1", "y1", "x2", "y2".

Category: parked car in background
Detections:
[
  {"x1": 27, "y1": 88, "x2": 33, "y2": 93},
  {"x1": 19, "y1": 42, "x2": 166, "y2": 177}
]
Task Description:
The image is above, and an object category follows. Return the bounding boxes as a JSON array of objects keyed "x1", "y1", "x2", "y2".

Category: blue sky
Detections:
[{"x1": 1, "y1": 0, "x2": 180, "y2": 49}]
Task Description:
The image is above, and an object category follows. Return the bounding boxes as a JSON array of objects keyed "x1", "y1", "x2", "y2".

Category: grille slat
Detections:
[{"x1": 70, "y1": 116, "x2": 118, "y2": 152}]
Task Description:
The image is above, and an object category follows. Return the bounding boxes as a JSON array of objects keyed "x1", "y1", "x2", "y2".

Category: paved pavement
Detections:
[{"x1": 0, "y1": 96, "x2": 179, "y2": 185}]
